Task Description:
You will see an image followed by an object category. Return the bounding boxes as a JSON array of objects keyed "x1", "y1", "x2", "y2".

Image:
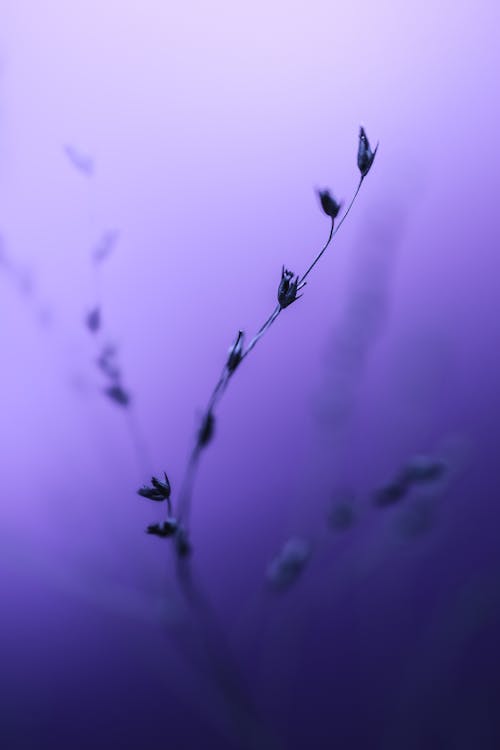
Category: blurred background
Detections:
[{"x1": 1, "y1": 1, "x2": 500, "y2": 748}]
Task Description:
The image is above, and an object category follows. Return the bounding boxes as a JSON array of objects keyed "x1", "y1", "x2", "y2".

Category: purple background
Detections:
[{"x1": 1, "y1": 2, "x2": 500, "y2": 748}]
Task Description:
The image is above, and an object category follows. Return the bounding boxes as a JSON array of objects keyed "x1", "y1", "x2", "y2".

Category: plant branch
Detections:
[
  {"x1": 175, "y1": 176, "x2": 366, "y2": 534},
  {"x1": 300, "y1": 175, "x2": 364, "y2": 283}
]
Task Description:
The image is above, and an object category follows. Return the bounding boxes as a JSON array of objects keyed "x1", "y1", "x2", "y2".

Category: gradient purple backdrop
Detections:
[{"x1": 1, "y1": 2, "x2": 500, "y2": 748}]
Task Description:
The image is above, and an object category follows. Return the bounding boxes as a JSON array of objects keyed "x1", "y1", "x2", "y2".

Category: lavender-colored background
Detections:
[{"x1": 1, "y1": 2, "x2": 500, "y2": 748}]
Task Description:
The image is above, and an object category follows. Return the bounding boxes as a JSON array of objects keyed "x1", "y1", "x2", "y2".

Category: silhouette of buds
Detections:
[
  {"x1": 138, "y1": 472, "x2": 171, "y2": 502},
  {"x1": 226, "y1": 330, "x2": 244, "y2": 373},
  {"x1": 175, "y1": 526, "x2": 192, "y2": 557},
  {"x1": 318, "y1": 190, "x2": 342, "y2": 221},
  {"x1": 104, "y1": 384, "x2": 130, "y2": 407},
  {"x1": 357, "y1": 126, "x2": 378, "y2": 178},
  {"x1": 198, "y1": 411, "x2": 215, "y2": 448},
  {"x1": 277, "y1": 267, "x2": 306, "y2": 309},
  {"x1": 146, "y1": 519, "x2": 178, "y2": 538},
  {"x1": 86, "y1": 307, "x2": 101, "y2": 333}
]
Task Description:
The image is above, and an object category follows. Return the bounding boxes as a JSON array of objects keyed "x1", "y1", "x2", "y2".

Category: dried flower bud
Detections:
[
  {"x1": 318, "y1": 190, "x2": 342, "y2": 221},
  {"x1": 226, "y1": 330, "x2": 244, "y2": 373},
  {"x1": 175, "y1": 526, "x2": 192, "y2": 557},
  {"x1": 152, "y1": 473, "x2": 171, "y2": 499},
  {"x1": 146, "y1": 519, "x2": 178, "y2": 537},
  {"x1": 104, "y1": 384, "x2": 130, "y2": 407},
  {"x1": 277, "y1": 266, "x2": 306, "y2": 309},
  {"x1": 86, "y1": 307, "x2": 101, "y2": 333},
  {"x1": 138, "y1": 472, "x2": 171, "y2": 501},
  {"x1": 357, "y1": 126, "x2": 378, "y2": 178},
  {"x1": 198, "y1": 411, "x2": 215, "y2": 448}
]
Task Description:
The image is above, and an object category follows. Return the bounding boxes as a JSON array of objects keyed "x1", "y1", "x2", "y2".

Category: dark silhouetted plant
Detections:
[
  {"x1": 64, "y1": 145, "x2": 150, "y2": 475},
  {"x1": 139, "y1": 126, "x2": 379, "y2": 557}
]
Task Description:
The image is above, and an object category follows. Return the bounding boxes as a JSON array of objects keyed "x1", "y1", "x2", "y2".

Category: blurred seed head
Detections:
[
  {"x1": 86, "y1": 307, "x2": 101, "y2": 334},
  {"x1": 402, "y1": 455, "x2": 447, "y2": 485},
  {"x1": 93, "y1": 230, "x2": 119, "y2": 265},
  {"x1": 97, "y1": 344, "x2": 121, "y2": 381},
  {"x1": 374, "y1": 453, "x2": 446, "y2": 508},
  {"x1": 104, "y1": 384, "x2": 130, "y2": 407},
  {"x1": 373, "y1": 478, "x2": 409, "y2": 507},
  {"x1": 267, "y1": 537, "x2": 311, "y2": 591}
]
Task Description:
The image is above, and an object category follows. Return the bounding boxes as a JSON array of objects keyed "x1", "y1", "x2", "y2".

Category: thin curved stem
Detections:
[
  {"x1": 242, "y1": 305, "x2": 281, "y2": 361},
  {"x1": 300, "y1": 176, "x2": 364, "y2": 283},
  {"x1": 299, "y1": 219, "x2": 334, "y2": 284},
  {"x1": 207, "y1": 371, "x2": 229, "y2": 413},
  {"x1": 176, "y1": 307, "x2": 281, "y2": 527},
  {"x1": 175, "y1": 176, "x2": 366, "y2": 534}
]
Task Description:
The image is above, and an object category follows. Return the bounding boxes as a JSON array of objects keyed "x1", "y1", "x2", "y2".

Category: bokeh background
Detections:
[{"x1": 1, "y1": 1, "x2": 500, "y2": 748}]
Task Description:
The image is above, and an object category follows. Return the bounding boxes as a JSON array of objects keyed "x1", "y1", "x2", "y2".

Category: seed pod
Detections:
[
  {"x1": 357, "y1": 126, "x2": 378, "y2": 178},
  {"x1": 318, "y1": 190, "x2": 342, "y2": 221}
]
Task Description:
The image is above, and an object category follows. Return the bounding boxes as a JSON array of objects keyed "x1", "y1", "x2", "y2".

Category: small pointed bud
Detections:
[
  {"x1": 357, "y1": 126, "x2": 378, "y2": 178},
  {"x1": 277, "y1": 266, "x2": 306, "y2": 309},
  {"x1": 318, "y1": 190, "x2": 342, "y2": 221},
  {"x1": 85, "y1": 307, "x2": 101, "y2": 333},
  {"x1": 226, "y1": 330, "x2": 244, "y2": 373},
  {"x1": 198, "y1": 411, "x2": 215, "y2": 448},
  {"x1": 138, "y1": 473, "x2": 171, "y2": 501}
]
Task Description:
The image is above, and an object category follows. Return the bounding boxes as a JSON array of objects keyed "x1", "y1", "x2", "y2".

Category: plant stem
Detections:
[
  {"x1": 176, "y1": 176, "x2": 366, "y2": 532},
  {"x1": 300, "y1": 176, "x2": 364, "y2": 283}
]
